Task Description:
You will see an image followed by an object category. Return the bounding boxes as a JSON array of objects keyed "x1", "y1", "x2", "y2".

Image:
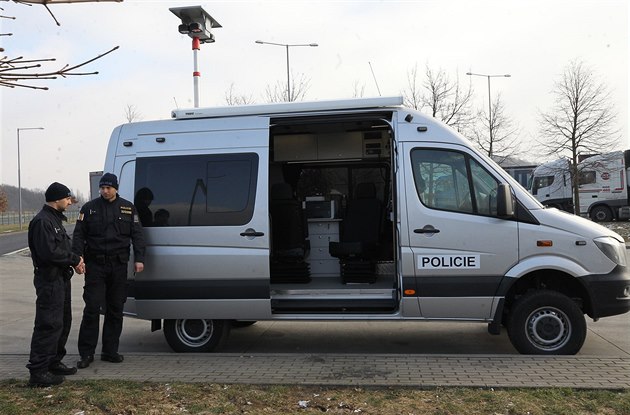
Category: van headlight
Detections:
[{"x1": 594, "y1": 237, "x2": 627, "y2": 266}]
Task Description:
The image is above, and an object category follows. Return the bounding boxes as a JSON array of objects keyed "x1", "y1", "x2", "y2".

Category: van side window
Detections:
[
  {"x1": 411, "y1": 149, "x2": 499, "y2": 216},
  {"x1": 135, "y1": 153, "x2": 258, "y2": 226}
]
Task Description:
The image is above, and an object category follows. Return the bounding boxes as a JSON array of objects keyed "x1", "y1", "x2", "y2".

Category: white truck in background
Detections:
[{"x1": 529, "y1": 150, "x2": 630, "y2": 221}]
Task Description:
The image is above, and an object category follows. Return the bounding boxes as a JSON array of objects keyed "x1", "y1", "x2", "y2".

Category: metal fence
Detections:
[{"x1": 0, "y1": 210, "x2": 80, "y2": 226}]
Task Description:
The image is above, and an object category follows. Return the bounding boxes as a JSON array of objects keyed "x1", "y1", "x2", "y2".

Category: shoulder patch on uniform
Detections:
[
  {"x1": 134, "y1": 214, "x2": 139, "y2": 223},
  {"x1": 78, "y1": 213, "x2": 84, "y2": 221}
]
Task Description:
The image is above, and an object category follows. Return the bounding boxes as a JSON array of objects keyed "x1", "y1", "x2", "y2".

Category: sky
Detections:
[{"x1": 1, "y1": 0, "x2": 628, "y2": 197}]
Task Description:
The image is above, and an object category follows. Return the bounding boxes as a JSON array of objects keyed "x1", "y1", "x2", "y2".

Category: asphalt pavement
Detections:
[{"x1": 1, "y1": 250, "x2": 629, "y2": 389}]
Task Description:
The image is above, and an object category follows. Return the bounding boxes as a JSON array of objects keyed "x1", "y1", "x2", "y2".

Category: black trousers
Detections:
[
  {"x1": 78, "y1": 259, "x2": 128, "y2": 357},
  {"x1": 27, "y1": 274, "x2": 72, "y2": 374}
]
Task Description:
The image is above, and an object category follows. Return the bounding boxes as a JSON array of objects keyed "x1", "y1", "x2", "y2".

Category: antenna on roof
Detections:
[{"x1": 368, "y1": 61, "x2": 382, "y2": 97}]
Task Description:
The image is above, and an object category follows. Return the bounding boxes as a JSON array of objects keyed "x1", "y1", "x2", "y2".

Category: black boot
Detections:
[
  {"x1": 29, "y1": 371, "x2": 65, "y2": 387},
  {"x1": 77, "y1": 355, "x2": 94, "y2": 369},
  {"x1": 49, "y1": 361, "x2": 77, "y2": 376},
  {"x1": 101, "y1": 353, "x2": 124, "y2": 363}
]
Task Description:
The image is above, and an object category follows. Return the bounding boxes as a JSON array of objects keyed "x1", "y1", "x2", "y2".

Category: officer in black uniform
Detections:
[
  {"x1": 72, "y1": 173, "x2": 146, "y2": 369},
  {"x1": 27, "y1": 182, "x2": 85, "y2": 387}
]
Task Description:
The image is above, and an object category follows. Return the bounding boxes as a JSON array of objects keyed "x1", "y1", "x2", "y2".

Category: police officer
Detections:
[
  {"x1": 27, "y1": 182, "x2": 85, "y2": 387},
  {"x1": 73, "y1": 173, "x2": 146, "y2": 369}
]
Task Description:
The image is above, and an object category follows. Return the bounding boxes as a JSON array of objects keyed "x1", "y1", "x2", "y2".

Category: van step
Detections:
[
  {"x1": 271, "y1": 297, "x2": 397, "y2": 313},
  {"x1": 270, "y1": 276, "x2": 398, "y2": 312}
]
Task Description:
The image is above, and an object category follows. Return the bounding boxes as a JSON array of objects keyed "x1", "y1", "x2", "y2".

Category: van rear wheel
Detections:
[
  {"x1": 164, "y1": 319, "x2": 230, "y2": 352},
  {"x1": 507, "y1": 290, "x2": 586, "y2": 355}
]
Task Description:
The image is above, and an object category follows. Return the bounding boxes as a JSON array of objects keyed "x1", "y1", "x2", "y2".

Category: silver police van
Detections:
[{"x1": 101, "y1": 96, "x2": 630, "y2": 355}]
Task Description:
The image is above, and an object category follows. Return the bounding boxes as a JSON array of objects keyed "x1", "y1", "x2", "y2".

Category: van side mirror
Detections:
[{"x1": 497, "y1": 183, "x2": 514, "y2": 218}]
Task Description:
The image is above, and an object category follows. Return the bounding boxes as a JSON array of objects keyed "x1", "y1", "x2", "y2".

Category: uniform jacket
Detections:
[
  {"x1": 72, "y1": 194, "x2": 146, "y2": 263},
  {"x1": 28, "y1": 205, "x2": 81, "y2": 271}
]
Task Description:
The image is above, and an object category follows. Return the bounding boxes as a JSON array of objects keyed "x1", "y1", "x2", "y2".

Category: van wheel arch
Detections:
[
  {"x1": 163, "y1": 319, "x2": 230, "y2": 352},
  {"x1": 503, "y1": 270, "x2": 592, "y2": 318}
]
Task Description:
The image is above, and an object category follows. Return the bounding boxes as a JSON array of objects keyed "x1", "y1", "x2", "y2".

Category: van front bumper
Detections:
[{"x1": 582, "y1": 265, "x2": 630, "y2": 319}]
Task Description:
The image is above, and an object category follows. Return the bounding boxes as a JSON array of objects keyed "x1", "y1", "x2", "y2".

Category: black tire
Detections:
[
  {"x1": 163, "y1": 319, "x2": 230, "y2": 353},
  {"x1": 507, "y1": 290, "x2": 586, "y2": 355},
  {"x1": 232, "y1": 320, "x2": 257, "y2": 328},
  {"x1": 590, "y1": 205, "x2": 613, "y2": 222}
]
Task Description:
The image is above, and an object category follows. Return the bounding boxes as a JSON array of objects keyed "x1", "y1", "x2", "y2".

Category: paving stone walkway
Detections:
[{"x1": 1, "y1": 353, "x2": 628, "y2": 389}]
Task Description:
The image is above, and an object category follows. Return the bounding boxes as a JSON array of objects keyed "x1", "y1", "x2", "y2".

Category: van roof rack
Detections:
[{"x1": 171, "y1": 96, "x2": 404, "y2": 120}]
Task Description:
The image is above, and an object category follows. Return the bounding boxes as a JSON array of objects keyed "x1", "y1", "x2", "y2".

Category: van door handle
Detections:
[
  {"x1": 414, "y1": 226, "x2": 440, "y2": 234},
  {"x1": 240, "y1": 229, "x2": 264, "y2": 237}
]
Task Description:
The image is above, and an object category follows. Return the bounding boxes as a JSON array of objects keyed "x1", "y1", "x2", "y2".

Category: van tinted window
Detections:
[
  {"x1": 411, "y1": 149, "x2": 499, "y2": 216},
  {"x1": 135, "y1": 153, "x2": 258, "y2": 226}
]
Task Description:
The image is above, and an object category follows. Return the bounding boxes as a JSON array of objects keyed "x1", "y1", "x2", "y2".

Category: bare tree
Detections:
[
  {"x1": 224, "y1": 82, "x2": 256, "y2": 106},
  {"x1": 470, "y1": 94, "x2": 520, "y2": 164},
  {"x1": 1, "y1": 0, "x2": 120, "y2": 90},
  {"x1": 402, "y1": 64, "x2": 474, "y2": 132},
  {"x1": 422, "y1": 65, "x2": 474, "y2": 131},
  {"x1": 402, "y1": 64, "x2": 423, "y2": 110},
  {"x1": 124, "y1": 104, "x2": 142, "y2": 123},
  {"x1": 351, "y1": 80, "x2": 365, "y2": 98},
  {"x1": 264, "y1": 73, "x2": 310, "y2": 103},
  {"x1": 538, "y1": 59, "x2": 619, "y2": 215}
]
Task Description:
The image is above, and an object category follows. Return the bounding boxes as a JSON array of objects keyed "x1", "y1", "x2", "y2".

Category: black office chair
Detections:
[
  {"x1": 269, "y1": 183, "x2": 310, "y2": 283},
  {"x1": 329, "y1": 182, "x2": 382, "y2": 283}
]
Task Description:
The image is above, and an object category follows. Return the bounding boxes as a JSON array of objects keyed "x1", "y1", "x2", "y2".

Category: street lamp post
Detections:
[
  {"x1": 466, "y1": 72, "x2": 511, "y2": 146},
  {"x1": 17, "y1": 127, "x2": 44, "y2": 230},
  {"x1": 255, "y1": 40, "x2": 318, "y2": 101}
]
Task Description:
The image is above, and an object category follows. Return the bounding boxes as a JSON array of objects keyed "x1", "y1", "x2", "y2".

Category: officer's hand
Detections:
[
  {"x1": 134, "y1": 262, "x2": 144, "y2": 273},
  {"x1": 74, "y1": 256, "x2": 85, "y2": 275}
]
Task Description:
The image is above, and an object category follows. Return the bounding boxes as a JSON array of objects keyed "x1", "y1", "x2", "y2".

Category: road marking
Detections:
[{"x1": 2, "y1": 247, "x2": 29, "y2": 256}]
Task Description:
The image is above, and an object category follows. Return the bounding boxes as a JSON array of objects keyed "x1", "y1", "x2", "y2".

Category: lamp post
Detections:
[
  {"x1": 466, "y1": 72, "x2": 511, "y2": 146},
  {"x1": 255, "y1": 40, "x2": 318, "y2": 102},
  {"x1": 17, "y1": 127, "x2": 44, "y2": 230}
]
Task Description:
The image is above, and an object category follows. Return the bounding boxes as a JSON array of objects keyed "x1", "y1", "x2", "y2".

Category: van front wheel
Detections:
[
  {"x1": 164, "y1": 319, "x2": 230, "y2": 352},
  {"x1": 507, "y1": 290, "x2": 586, "y2": 355}
]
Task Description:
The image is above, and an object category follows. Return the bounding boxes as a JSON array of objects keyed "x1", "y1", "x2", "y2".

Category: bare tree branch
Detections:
[
  {"x1": 401, "y1": 63, "x2": 474, "y2": 132},
  {"x1": 264, "y1": 72, "x2": 310, "y2": 103},
  {"x1": 124, "y1": 104, "x2": 142, "y2": 123},
  {"x1": 6, "y1": 0, "x2": 122, "y2": 26},
  {"x1": 1, "y1": 0, "x2": 120, "y2": 89},
  {"x1": 1, "y1": 46, "x2": 119, "y2": 89},
  {"x1": 351, "y1": 80, "x2": 365, "y2": 98},
  {"x1": 224, "y1": 82, "x2": 256, "y2": 106},
  {"x1": 402, "y1": 64, "x2": 423, "y2": 110}
]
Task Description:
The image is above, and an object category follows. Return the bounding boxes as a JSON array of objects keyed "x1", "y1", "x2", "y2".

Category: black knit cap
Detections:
[
  {"x1": 99, "y1": 173, "x2": 119, "y2": 189},
  {"x1": 45, "y1": 182, "x2": 72, "y2": 202}
]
